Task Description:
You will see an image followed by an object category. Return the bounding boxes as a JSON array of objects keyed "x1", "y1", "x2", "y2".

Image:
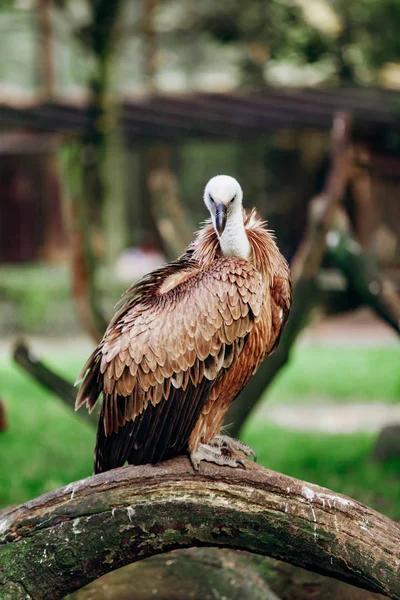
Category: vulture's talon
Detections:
[
  {"x1": 190, "y1": 443, "x2": 247, "y2": 470},
  {"x1": 211, "y1": 435, "x2": 257, "y2": 462}
]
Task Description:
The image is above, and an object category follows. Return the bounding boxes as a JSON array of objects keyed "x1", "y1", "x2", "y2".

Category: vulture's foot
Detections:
[
  {"x1": 211, "y1": 434, "x2": 257, "y2": 462},
  {"x1": 190, "y1": 443, "x2": 246, "y2": 471}
]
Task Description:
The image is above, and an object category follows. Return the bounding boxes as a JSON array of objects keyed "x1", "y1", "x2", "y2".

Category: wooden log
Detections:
[
  {"x1": 65, "y1": 549, "x2": 386, "y2": 600},
  {"x1": 1, "y1": 457, "x2": 399, "y2": 600},
  {"x1": 66, "y1": 548, "x2": 283, "y2": 600}
]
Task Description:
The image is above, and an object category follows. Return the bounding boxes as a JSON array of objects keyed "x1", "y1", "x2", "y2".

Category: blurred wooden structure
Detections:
[
  {"x1": 0, "y1": 131, "x2": 66, "y2": 263},
  {"x1": 0, "y1": 88, "x2": 400, "y2": 270}
]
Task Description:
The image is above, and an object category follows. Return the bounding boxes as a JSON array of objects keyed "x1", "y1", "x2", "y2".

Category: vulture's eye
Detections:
[{"x1": 209, "y1": 194, "x2": 215, "y2": 204}]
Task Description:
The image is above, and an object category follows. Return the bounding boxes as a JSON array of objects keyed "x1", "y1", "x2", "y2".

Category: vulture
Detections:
[{"x1": 76, "y1": 175, "x2": 292, "y2": 473}]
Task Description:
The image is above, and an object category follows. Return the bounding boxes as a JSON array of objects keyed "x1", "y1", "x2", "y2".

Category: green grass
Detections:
[
  {"x1": 45, "y1": 344, "x2": 400, "y2": 405},
  {"x1": 0, "y1": 345, "x2": 399, "y2": 518},
  {"x1": 0, "y1": 358, "x2": 94, "y2": 507},
  {"x1": 243, "y1": 422, "x2": 400, "y2": 520},
  {"x1": 266, "y1": 345, "x2": 400, "y2": 404}
]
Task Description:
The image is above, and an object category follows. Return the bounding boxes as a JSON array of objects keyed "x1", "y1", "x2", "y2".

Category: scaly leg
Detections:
[
  {"x1": 190, "y1": 443, "x2": 246, "y2": 471},
  {"x1": 210, "y1": 435, "x2": 257, "y2": 462}
]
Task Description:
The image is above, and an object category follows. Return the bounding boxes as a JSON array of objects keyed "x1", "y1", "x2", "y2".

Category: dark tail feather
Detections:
[{"x1": 94, "y1": 408, "x2": 134, "y2": 474}]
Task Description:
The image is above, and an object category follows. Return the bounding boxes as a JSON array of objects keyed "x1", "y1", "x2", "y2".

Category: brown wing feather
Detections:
[
  {"x1": 188, "y1": 254, "x2": 292, "y2": 450},
  {"x1": 76, "y1": 256, "x2": 264, "y2": 473},
  {"x1": 268, "y1": 257, "x2": 292, "y2": 354}
]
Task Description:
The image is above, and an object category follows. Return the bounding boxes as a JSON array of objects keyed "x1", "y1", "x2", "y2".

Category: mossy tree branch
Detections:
[{"x1": 1, "y1": 457, "x2": 399, "y2": 600}]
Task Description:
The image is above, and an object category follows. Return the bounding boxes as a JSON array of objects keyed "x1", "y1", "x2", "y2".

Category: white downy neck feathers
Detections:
[{"x1": 203, "y1": 175, "x2": 251, "y2": 260}]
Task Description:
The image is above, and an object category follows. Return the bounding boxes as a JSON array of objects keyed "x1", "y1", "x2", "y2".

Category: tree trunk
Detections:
[
  {"x1": 1, "y1": 457, "x2": 399, "y2": 600},
  {"x1": 148, "y1": 167, "x2": 194, "y2": 259},
  {"x1": 37, "y1": 0, "x2": 55, "y2": 98},
  {"x1": 64, "y1": 0, "x2": 124, "y2": 342}
]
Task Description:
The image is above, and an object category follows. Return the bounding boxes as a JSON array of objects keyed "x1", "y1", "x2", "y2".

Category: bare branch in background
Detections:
[
  {"x1": 148, "y1": 168, "x2": 194, "y2": 259},
  {"x1": 326, "y1": 212, "x2": 400, "y2": 336},
  {"x1": 1, "y1": 457, "x2": 399, "y2": 600},
  {"x1": 226, "y1": 112, "x2": 353, "y2": 434},
  {"x1": 69, "y1": 171, "x2": 108, "y2": 344},
  {"x1": 290, "y1": 112, "x2": 353, "y2": 280},
  {"x1": 13, "y1": 340, "x2": 97, "y2": 427}
]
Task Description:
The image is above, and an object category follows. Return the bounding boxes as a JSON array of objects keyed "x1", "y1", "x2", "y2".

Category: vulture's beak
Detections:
[{"x1": 215, "y1": 204, "x2": 227, "y2": 236}]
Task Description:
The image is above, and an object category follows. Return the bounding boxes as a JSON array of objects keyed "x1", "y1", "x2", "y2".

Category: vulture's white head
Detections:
[{"x1": 204, "y1": 175, "x2": 250, "y2": 259}]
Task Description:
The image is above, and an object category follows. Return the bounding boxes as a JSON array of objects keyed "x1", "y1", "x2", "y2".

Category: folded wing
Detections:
[{"x1": 76, "y1": 257, "x2": 264, "y2": 472}]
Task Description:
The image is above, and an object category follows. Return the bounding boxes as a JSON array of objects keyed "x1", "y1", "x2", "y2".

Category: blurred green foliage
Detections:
[
  {"x1": 186, "y1": 0, "x2": 400, "y2": 85},
  {"x1": 2, "y1": 0, "x2": 400, "y2": 93}
]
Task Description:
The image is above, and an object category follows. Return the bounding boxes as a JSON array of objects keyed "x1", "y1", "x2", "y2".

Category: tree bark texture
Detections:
[{"x1": 1, "y1": 457, "x2": 399, "y2": 600}]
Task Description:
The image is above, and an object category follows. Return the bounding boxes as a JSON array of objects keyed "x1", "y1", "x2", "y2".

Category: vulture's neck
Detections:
[{"x1": 218, "y1": 210, "x2": 251, "y2": 260}]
